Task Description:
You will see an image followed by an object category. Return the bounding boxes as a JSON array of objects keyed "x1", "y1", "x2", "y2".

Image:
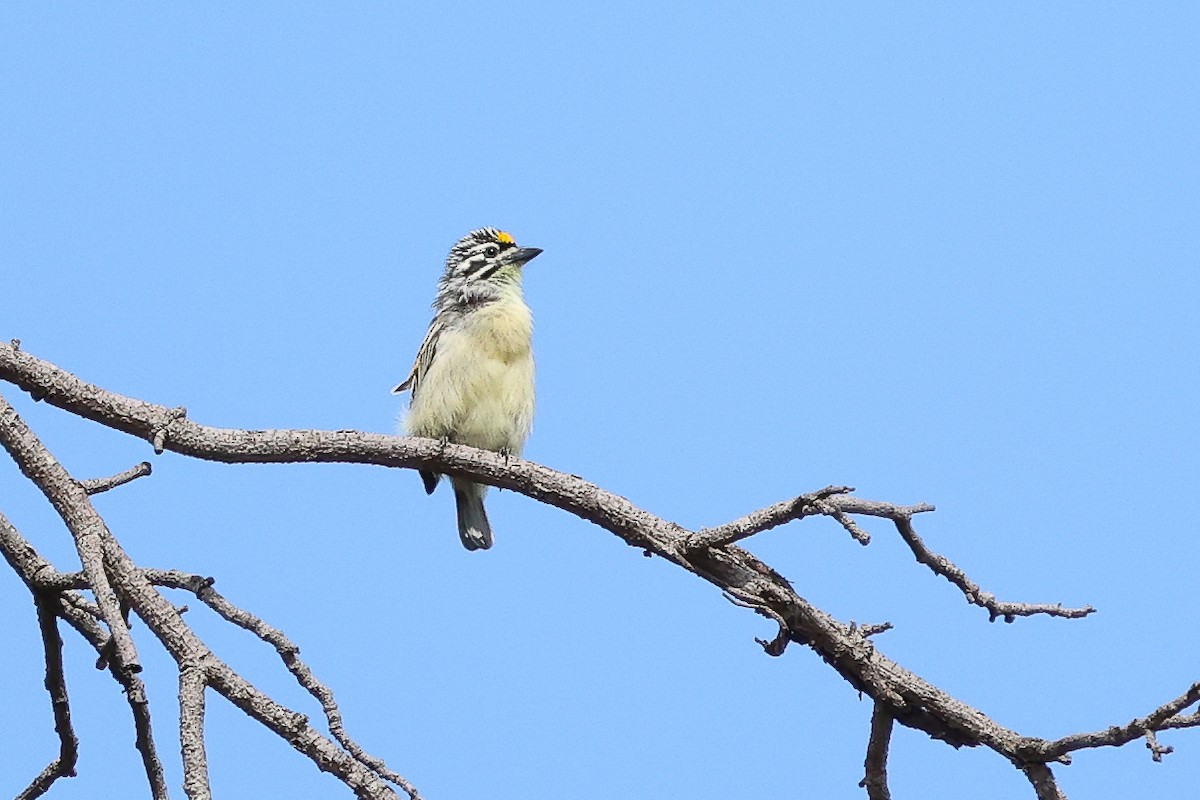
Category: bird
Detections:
[{"x1": 393, "y1": 228, "x2": 543, "y2": 550}]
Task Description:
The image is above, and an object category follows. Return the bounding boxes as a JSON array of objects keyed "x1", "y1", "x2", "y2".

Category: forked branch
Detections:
[
  {"x1": 0, "y1": 388, "x2": 420, "y2": 800},
  {"x1": 1, "y1": 339, "x2": 1194, "y2": 800}
]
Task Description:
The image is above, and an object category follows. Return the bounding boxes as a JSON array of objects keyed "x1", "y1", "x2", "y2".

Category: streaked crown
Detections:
[
  {"x1": 434, "y1": 227, "x2": 542, "y2": 311},
  {"x1": 444, "y1": 227, "x2": 519, "y2": 278}
]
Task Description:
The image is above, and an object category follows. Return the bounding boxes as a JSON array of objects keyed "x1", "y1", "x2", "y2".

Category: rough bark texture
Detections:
[{"x1": 2, "y1": 339, "x2": 1195, "y2": 799}]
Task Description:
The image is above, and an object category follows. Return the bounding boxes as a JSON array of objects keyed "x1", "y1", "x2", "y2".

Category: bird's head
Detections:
[{"x1": 436, "y1": 227, "x2": 542, "y2": 309}]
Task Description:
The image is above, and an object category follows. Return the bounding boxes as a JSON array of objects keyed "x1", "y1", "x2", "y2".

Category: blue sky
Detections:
[{"x1": 2, "y1": 3, "x2": 1198, "y2": 798}]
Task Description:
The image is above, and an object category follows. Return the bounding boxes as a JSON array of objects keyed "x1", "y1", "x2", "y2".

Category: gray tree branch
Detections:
[
  {"x1": 859, "y1": 703, "x2": 893, "y2": 800},
  {"x1": 0, "y1": 511, "x2": 170, "y2": 798},
  {"x1": 14, "y1": 593, "x2": 79, "y2": 800},
  {"x1": 1, "y1": 339, "x2": 1195, "y2": 799},
  {"x1": 0, "y1": 386, "x2": 420, "y2": 800},
  {"x1": 0, "y1": 397, "x2": 144, "y2": 676},
  {"x1": 179, "y1": 665, "x2": 210, "y2": 800},
  {"x1": 80, "y1": 461, "x2": 153, "y2": 495}
]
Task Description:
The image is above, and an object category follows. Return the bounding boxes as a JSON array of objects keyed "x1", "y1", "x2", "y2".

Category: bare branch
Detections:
[
  {"x1": 180, "y1": 665, "x2": 211, "y2": 800},
  {"x1": 0, "y1": 509, "x2": 171, "y2": 798},
  {"x1": 129, "y1": 678, "x2": 171, "y2": 799},
  {"x1": 15, "y1": 594, "x2": 79, "y2": 800},
  {"x1": 859, "y1": 703, "x2": 893, "y2": 800},
  {"x1": 0, "y1": 392, "x2": 142, "y2": 675},
  {"x1": 50, "y1": 600, "x2": 170, "y2": 799},
  {"x1": 816, "y1": 499, "x2": 873, "y2": 545},
  {"x1": 0, "y1": 343, "x2": 1076, "y2": 760},
  {"x1": 0, "y1": 512, "x2": 67, "y2": 592},
  {"x1": 36, "y1": 593, "x2": 79, "y2": 773},
  {"x1": 1161, "y1": 710, "x2": 1200, "y2": 731},
  {"x1": 687, "y1": 472, "x2": 1090, "y2": 625},
  {"x1": 4, "y1": 339, "x2": 1194, "y2": 799},
  {"x1": 80, "y1": 461, "x2": 153, "y2": 495},
  {"x1": 890, "y1": 514, "x2": 1095, "y2": 622},
  {"x1": 1022, "y1": 763, "x2": 1066, "y2": 800},
  {"x1": 7, "y1": 557, "x2": 425, "y2": 796},
  {"x1": 0, "y1": 386, "x2": 417, "y2": 799},
  {"x1": 689, "y1": 485, "x2": 857, "y2": 548},
  {"x1": 62, "y1": 591, "x2": 104, "y2": 623},
  {"x1": 152, "y1": 570, "x2": 424, "y2": 799},
  {"x1": 51, "y1": 594, "x2": 169, "y2": 798},
  {"x1": 1023, "y1": 681, "x2": 1200, "y2": 762}
]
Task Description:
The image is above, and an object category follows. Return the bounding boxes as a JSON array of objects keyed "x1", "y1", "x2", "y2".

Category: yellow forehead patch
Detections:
[{"x1": 496, "y1": 231, "x2": 515, "y2": 245}]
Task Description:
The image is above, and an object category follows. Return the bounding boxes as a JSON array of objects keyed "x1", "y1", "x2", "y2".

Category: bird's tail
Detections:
[{"x1": 452, "y1": 479, "x2": 493, "y2": 551}]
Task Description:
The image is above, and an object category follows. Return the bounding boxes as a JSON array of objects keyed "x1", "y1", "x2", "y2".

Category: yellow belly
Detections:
[{"x1": 405, "y1": 298, "x2": 535, "y2": 455}]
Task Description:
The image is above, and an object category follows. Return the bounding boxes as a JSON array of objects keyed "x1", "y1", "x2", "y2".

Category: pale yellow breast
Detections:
[
  {"x1": 405, "y1": 295, "x2": 535, "y2": 455},
  {"x1": 462, "y1": 297, "x2": 533, "y2": 363}
]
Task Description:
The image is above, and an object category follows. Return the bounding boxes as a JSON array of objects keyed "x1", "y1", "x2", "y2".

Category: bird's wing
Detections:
[{"x1": 391, "y1": 316, "x2": 443, "y2": 396}]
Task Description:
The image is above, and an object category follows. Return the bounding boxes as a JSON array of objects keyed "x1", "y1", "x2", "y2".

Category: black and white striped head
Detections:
[{"x1": 435, "y1": 227, "x2": 542, "y2": 310}]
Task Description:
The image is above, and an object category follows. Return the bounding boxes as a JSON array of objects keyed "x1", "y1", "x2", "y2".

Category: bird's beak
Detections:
[{"x1": 507, "y1": 246, "x2": 543, "y2": 265}]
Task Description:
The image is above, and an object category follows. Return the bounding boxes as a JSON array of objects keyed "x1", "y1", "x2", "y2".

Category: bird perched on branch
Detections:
[{"x1": 393, "y1": 228, "x2": 543, "y2": 550}]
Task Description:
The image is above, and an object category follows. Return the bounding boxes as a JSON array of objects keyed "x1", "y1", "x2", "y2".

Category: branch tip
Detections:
[
  {"x1": 892, "y1": 515, "x2": 1095, "y2": 623},
  {"x1": 81, "y1": 461, "x2": 153, "y2": 495}
]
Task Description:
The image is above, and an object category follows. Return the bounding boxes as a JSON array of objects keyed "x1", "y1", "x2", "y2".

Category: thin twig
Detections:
[
  {"x1": 16, "y1": 594, "x2": 80, "y2": 800},
  {"x1": 127, "y1": 676, "x2": 170, "y2": 799},
  {"x1": 692, "y1": 477, "x2": 1089, "y2": 625},
  {"x1": 80, "y1": 461, "x2": 152, "y2": 495},
  {"x1": 815, "y1": 500, "x2": 873, "y2": 545},
  {"x1": 1161, "y1": 710, "x2": 1200, "y2": 731},
  {"x1": 1025, "y1": 681, "x2": 1200, "y2": 761},
  {"x1": 689, "y1": 485, "x2": 856, "y2": 548},
  {"x1": 891, "y1": 515, "x2": 1095, "y2": 622},
  {"x1": 152, "y1": 569, "x2": 424, "y2": 799},
  {"x1": 55, "y1": 592, "x2": 169, "y2": 799}
]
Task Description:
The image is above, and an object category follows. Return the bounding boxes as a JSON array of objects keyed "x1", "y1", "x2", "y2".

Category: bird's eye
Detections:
[{"x1": 485, "y1": 245, "x2": 499, "y2": 258}]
